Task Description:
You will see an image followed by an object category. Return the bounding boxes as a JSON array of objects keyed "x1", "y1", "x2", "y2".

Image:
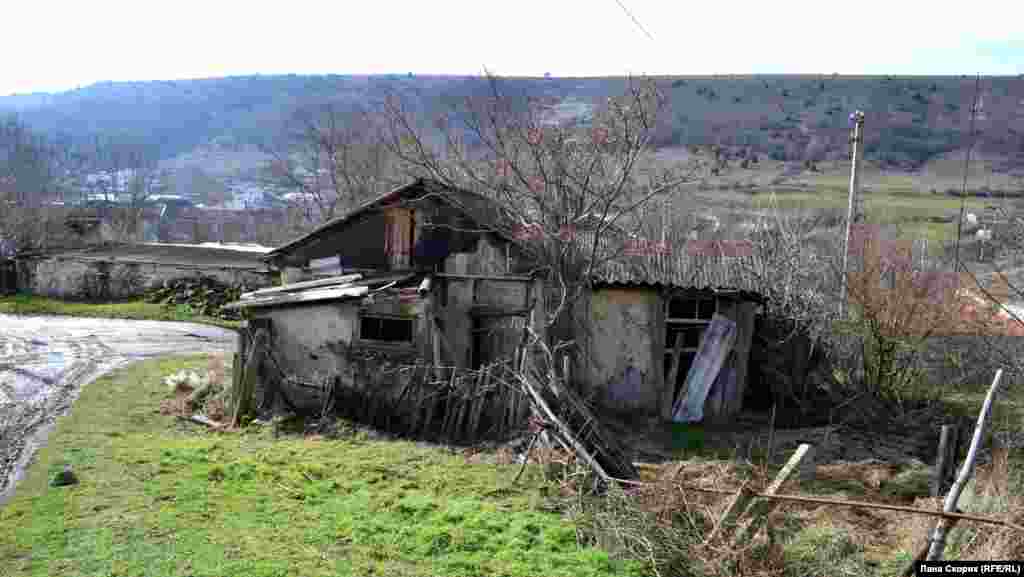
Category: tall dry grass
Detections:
[{"x1": 894, "y1": 454, "x2": 1024, "y2": 562}]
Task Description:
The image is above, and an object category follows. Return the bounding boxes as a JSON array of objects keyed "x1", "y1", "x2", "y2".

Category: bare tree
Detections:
[
  {"x1": 81, "y1": 135, "x2": 165, "y2": 242},
  {"x1": 0, "y1": 114, "x2": 70, "y2": 253},
  {"x1": 262, "y1": 102, "x2": 400, "y2": 225},
  {"x1": 379, "y1": 74, "x2": 707, "y2": 352}
]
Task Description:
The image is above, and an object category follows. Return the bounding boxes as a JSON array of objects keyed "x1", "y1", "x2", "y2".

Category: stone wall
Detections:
[
  {"x1": 585, "y1": 287, "x2": 663, "y2": 413},
  {"x1": 21, "y1": 256, "x2": 273, "y2": 300}
]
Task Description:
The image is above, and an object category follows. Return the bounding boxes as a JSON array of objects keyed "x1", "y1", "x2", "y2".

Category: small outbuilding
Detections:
[{"x1": 228, "y1": 178, "x2": 766, "y2": 424}]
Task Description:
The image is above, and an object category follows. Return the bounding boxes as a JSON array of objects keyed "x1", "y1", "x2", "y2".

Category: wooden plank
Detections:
[
  {"x1": 231, "y1": 352, "x2": 241, "y2": 412},
  {"x1": 240, "y1": 273, "x2": 363, "y2": 298},
  {"x1": 729, "y1": 301, "x2": 757, "y2": 416},
  {"x1": 734, "y1": 443, "x2": 813, "y2": 544},
  {"x1": 671, "y1": 314, "x2": 737, "y2": 423},
  {"x1": 531, "y1": 277, "x2": 546, "y2": 349},
  {"x1": 424, "y1": 367, "x2": 445, "y2": 437},
  {"x1": 441, "y1": 374, "x2": 459, "y2": 439},
  {"x1": 435, "y1": 273, "x2": 533, "y2": 282},
  {"x1": 663, "y1": 332, "x2": 686, "y2": 420},
  {"x1": 231, "y1": 329, "x2": 265, "y2": 426},
  {"x1": 498, "y1": 376, "x2": 512, "y2": 438},
  {"x1": 518, "y1": 375, "x2": 611, "y2": 484},
  {"x1": 452, "y1": 371, "x2": 473, "y2": 441},
  {"x1": 409, "y1": 373, "x2": 425, "y2": 435},
  {"x1": 467, "y1": 368, "x2": 489, "y2": 440}
]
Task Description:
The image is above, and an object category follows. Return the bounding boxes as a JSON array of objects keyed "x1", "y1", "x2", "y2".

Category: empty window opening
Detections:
[
  {"x1": 664, "y1": 295, "x2": 718, "y2": 401},
  {"x1": 359, "y1": 316, "x2": 414, "y2": 343},
  {"x1": 667, "y1": 296, "x2": 716, "y2": 321}
]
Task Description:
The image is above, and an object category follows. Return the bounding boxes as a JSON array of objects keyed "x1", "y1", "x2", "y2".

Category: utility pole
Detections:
[{"x1": 840, "y1": 110, "x2": 866, "y2": 318}]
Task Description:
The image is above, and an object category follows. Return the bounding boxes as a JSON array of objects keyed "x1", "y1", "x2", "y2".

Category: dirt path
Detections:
[{"x1": 0, "y1": 314, "x2": 236, "y2": 504}]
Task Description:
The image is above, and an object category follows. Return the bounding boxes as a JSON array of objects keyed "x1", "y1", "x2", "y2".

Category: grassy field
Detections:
[
  {"x1": 0, "y1": 355, "x2": 640, "y2": 577},
  {"x1": 0, "y1": 295, "x2": 242, "y2": 330}
]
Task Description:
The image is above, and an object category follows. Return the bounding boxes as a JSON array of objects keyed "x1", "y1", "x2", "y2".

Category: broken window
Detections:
[
  {"x1": 359, "y1": 315, "x2": 414, "y2": 343},
  {"x1": 664, "y1": 295, "x2": 717, "y2": 400}
]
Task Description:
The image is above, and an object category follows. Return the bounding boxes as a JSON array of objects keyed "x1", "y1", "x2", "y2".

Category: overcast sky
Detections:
[{"x1": 3, "y1": 0, "x2": 1022, "y2": 95}]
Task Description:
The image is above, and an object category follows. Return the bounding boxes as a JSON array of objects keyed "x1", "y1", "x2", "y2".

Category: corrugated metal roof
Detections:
[
  {"x1": 225, "y1": 272, "x2": 419, "y2": 310},
  {"x1": 225, "y1": 284, "x2": 370, "y2": 310},
  {"x1": 591, "y1": 252, "x2": 762, "y2": 293},
  {"x1": 571, "y1": 229, "x2": 764, "y2": 294}
]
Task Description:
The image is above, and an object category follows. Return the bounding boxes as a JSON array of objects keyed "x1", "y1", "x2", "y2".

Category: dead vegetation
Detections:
[{"x1": 159, "y1": 353, "x2": 232, "y2": 424}]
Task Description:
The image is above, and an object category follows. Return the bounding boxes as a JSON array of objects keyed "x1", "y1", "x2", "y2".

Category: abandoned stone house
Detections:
[{"x1": 228, "y1": 178, "x2": 767, "y2": 423}]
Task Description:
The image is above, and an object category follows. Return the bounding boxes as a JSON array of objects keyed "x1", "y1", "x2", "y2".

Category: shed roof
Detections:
[
  {"x1": 264, "y1": 178, "x2": 764, "y2": 297},
  {"x1": 590, "y1": 250, "x2": 762, "y2": 296},
  {"x1": 33, "y1": 242, "x2": 272, "y2": 270},
  {"x1": 572, "y1": 228, "x2": 764, "y2": 297},
  {"x1": 265, "y1": 178, "x2": 524, "y2": 262}
]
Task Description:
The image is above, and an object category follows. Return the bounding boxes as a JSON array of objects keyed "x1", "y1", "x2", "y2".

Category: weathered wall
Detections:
[
  {"x1": 21, "y1": 256, "x2": 272, "y2": 300},
  {"x1": 585, "y1": 287, "x2": 662, "y2": 414},
  {"x1": 443, "y1": 234, "x2": 513, "y2": 276},
  {"x1": 584, "y1": 287, "x2": 761, "y2": 419},
  {"x1": 258, "y1": 303, "x2": 358, "y2": 410},
  {"x1": 434, "y1": 275, "x2": 534, "y2": 370},
  {"x1": 252, "y1": 293, "x2": 430, "y2": 411}
]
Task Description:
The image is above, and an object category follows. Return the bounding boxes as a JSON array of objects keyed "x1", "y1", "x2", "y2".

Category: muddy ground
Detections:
[{"x1": 0, "y1": 314, "x2": 236, "y2": 504}]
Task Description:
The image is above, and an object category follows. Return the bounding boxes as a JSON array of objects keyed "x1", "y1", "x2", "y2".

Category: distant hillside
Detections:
[{"x1": 3, "y1": 73, "x2": 1024, "y2": 173}]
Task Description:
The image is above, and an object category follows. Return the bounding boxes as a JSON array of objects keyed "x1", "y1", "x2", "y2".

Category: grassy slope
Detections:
[
  {"x1": 694, "y1": 158, "x2": 1001, "y2": 249},
  {"x1": 0, "y1": 295, "x2": 241, "y2": 330},
  {"x1": 0, "y1": 355, "x2": 639, "y2": 577}
]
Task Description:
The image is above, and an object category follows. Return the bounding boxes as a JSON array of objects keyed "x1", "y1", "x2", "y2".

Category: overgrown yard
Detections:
[
  {"x1": 2, "y1": 352, "x2": 1021, "y2": 577},
  {"x1": 0, "y1": 355, "x2": 640, "y2": 577},
  {"x1": 0, "y1": 295, "x2": 242, "y2": 330}
]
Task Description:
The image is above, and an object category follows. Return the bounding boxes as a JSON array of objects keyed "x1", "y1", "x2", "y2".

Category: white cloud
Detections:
[{"x1": 2, "y1": 0, "x2": 1021, "y2": 95}]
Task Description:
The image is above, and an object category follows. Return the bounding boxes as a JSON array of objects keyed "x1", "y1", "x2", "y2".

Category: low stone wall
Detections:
[{"x1": 19, "y1": 256, "x2": 273, "y2": 300}]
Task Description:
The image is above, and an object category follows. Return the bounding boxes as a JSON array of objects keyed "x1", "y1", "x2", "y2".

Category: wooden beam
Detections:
[
  {"x1": 434, "y1": 273, "x2": 534, "y2": 282},
  {"x1": 531, "y1": 276, "x2": 546, "y2": 347},
  {"x1": 241, "y1": 273, "x2": 362, "y2": 298},
  {"x1": 518, "y1": 374, "x2": 611, "y2": 485},
  {"x1": 663, "y1": 333, "x2": 686, "y2": 421}
]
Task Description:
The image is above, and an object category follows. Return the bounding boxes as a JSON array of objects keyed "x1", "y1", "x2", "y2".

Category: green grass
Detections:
[
  {"x1": 0, "y1": 294, "x2": 242, "y2": 330},
  {"x1": 782, "y1": 525, "x2": 873, "y2": 577},
  {"x1": 0, "y1": 355, "x2": 641, "y2": 577}
]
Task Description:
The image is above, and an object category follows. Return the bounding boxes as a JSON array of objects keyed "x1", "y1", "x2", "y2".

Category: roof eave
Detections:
[{"x1": 266, "y1": 178, "x2": 425, "y2": 259}]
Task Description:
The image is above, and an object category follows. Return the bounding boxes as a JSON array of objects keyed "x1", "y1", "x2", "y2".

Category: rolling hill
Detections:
[{"x1": 2, "y1": 73, "x2": 1024, "y2": 184}]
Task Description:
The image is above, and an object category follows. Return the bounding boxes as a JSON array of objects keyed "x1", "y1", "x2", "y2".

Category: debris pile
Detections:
[
  {"x1": 160, "y1": 360, "x2": 230, "y2": 424},
  {"x1": 513, "y1": 352, "x2": 639, "y2": 487},
  {"x1": 144, "y1": 276, "x2": 245, "y2": 320}
]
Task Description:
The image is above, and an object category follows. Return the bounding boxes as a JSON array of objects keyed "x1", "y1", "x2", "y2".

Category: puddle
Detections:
[
  {"x1": 4, "y1": 351, "x2": 65, "y2": 403},
  {"x1": 48, "y1": 351, "x2": 65, "y2": 370}
]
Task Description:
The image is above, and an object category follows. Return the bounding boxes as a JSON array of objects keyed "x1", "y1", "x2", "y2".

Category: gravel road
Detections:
[{"x1": 0, "y1": 314, "x2": 236, "y2": 504}]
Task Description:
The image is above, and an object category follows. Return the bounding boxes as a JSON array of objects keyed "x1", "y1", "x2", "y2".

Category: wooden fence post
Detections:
[
  {"x1": 925, "y1": 369, "x2": 1004, "y2": 561},
  {"x1": 932, "y1": 425, "x2": 956, "y2": 497},
  {"x1": 734, "y1": 443, "x2": 813, "y2": 544}
]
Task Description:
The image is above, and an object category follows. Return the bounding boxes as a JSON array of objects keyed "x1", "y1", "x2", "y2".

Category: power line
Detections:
[{"x1": 612, "y1": 0, "x2": 655, "y2": 42}]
